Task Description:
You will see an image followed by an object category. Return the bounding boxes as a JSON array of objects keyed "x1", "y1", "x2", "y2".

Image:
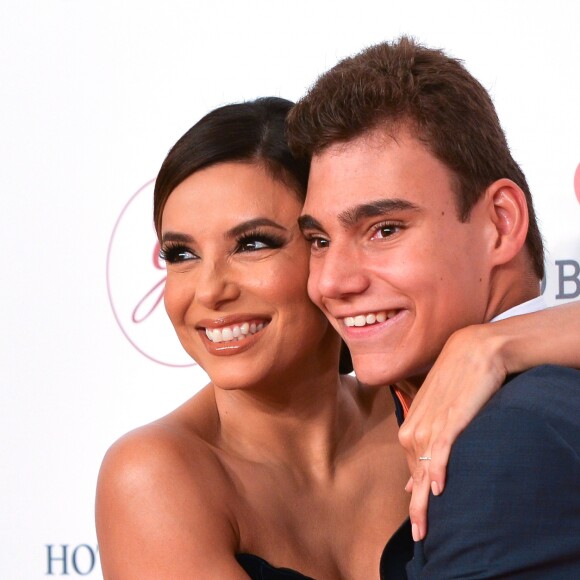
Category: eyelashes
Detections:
[
  {"x1": 159, "y1": 229, "x2": 286, "y2": 264},
  {"x1": 302, "y1": 233, "x2": 329, "y2": 251},
  {"x1": 301, "y1": 220, "x2": 404, "y2": 254},
  {"x1": 158, "y1": 243, "x2": 196, "y2": 264},
  {"x1": 236, "y1": 231, "x2": 285, "y2": 253},
  {"x1": 369, "y1": 221, "x2": 403, "y2": 240}
]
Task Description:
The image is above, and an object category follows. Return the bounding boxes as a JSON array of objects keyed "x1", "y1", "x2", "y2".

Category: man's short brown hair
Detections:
[{"x1": 287, "y1": 37, "x2": 544, "y2": 279}]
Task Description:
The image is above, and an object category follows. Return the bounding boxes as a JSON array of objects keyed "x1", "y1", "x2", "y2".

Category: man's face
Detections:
[{"x1": 300, "y1": 128, "x2": 494, "y2": 390}]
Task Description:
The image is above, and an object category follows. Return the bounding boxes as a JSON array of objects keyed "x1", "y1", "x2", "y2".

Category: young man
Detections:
[{"x1": 287, "y1": 37, "x2": 580, "y2": 578}]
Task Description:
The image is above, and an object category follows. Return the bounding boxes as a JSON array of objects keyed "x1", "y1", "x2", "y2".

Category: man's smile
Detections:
[{"x1": 342, "y1": 310, "x2": 400, "y2": 328}]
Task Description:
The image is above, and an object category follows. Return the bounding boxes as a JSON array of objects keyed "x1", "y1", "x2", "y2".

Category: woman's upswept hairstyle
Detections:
[
  {"x1": 153, "y1": 97, "x2": 309, "y2": 238},
  {"x1": 287, "y1": 37, "x2": 544, "y2": 279}
]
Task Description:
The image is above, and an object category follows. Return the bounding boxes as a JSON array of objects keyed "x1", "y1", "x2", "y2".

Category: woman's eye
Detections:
[
  {"x1": 237, "y1": 234, "x2": 284, "y2": 253},
  {"x1": 159, "y1": 246, "x2": 197, "y2": 264},
  {"x1": 239, "y1": 239, "x2": 270, "y2": 252}
]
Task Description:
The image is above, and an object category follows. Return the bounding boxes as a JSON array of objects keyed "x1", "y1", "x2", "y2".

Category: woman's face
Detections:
[{"x1": 160, "y1": 162, "x2": 338, "y2": 390}]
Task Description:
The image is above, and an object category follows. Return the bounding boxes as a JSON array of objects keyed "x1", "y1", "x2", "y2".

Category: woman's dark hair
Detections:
[
  {"x1": 153, "y1": 97, "x2": 309, "y2": 238},
  {"x1": 153, "y1": 96, "x2": 352, "y2": 374}
]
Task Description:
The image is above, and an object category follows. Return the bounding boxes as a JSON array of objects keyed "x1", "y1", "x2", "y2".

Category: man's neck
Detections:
[
  {"x1": 491, "y1": 295, "x2": 547, "y2": 322},
  {"x1": 483, "y1": 267, "x2": 541, "y2": 322}
]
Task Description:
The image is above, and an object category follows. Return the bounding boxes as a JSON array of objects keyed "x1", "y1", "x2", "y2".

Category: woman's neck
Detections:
[{"x1": 211, "y1": 364, "x2": 373, "y2": 482}]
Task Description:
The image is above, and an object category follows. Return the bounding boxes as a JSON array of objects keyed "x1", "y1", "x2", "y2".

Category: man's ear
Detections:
[{"x1": 484, "y1": 178, "x2": 529, "y2": 267}]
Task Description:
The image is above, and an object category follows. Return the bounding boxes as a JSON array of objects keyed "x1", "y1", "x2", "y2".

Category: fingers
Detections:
[
  {"x1": 404, "y1": 415, "x2": 470, "y2": 543},
  {"x1": 401, "y1": 407, "x2": 469, "y2": 496},
  {"x1": 399, "y1": 416, "x2": 433, "y2": 467},
  {"x1": 399, "y1": 414, "x2": 445, "y2": 479},
  {"x1": 401, "y1": 416, "x2": 452, "y2": 542},
  {"x1": 428, "y1": 406, "x2": 473, "y2": 493},
  {"x1": 408, "y1": 460, "x2": 432, "y2": 541},
  {"x1": 428, "y1": 432, "x2": 453, "y2": 495}
]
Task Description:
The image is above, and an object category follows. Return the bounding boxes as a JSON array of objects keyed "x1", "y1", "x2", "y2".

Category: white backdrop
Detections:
[{"x1": 1, "y1": 1, "x2": 579, "y2": 577}]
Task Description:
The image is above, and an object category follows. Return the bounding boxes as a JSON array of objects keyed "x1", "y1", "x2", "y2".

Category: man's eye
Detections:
[
  {"x1": 371, "y1": 223, "x2": 400, "y2": 239},
  {"x1": 308, "y1": 237, "x2": 329, "y2": 251}
]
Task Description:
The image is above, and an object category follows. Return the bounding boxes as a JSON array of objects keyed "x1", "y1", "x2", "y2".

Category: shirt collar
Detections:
[{"x1": 491, "y1": 295, "x2": 548, "y2": 323}]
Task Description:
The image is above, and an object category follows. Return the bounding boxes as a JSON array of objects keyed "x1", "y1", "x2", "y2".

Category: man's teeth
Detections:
[
  {"x1": 343, "y1": 311, "x2": 397, "y2": 328},
  {"x1": 205, "y1": 321, "x2": 267, "y2": 343}
]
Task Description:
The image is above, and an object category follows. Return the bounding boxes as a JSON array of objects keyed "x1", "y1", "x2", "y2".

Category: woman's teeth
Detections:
[
  {"x1": 343, "y1": 311, "x2": 397, "y2": 328},
  {"x1": 205, "y1": 321, "x2": 268, "y2": 343}
]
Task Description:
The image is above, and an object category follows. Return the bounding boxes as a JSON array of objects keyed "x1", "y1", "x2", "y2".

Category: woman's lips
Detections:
[
  {"x1": 196, "y1": 316, "x2": 271, "y2": 355},
  {"x1": 204, "y1": 321, "x2": 269, "y2": 343}
]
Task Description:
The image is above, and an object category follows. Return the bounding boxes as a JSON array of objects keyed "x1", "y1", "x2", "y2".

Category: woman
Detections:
[{"x1": 96, "y1": 97, "x2": 580, "y2": 579}]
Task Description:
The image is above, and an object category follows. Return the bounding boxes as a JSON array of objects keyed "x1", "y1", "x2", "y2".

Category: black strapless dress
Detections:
[
  {"x1": 236, "y1": 553, "x2": 315, "y2": 579},
  {"x1": 236, "y1": 518, "x2": 412, "y2": 579},
  {"x1": 236, "y1": 389, "x2": 413, "y2": 579}
]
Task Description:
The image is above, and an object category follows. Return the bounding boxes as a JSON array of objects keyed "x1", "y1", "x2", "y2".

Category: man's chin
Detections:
[
  {"x1": 351, "y1": 353, "x2": 397, "y2": 387},
  {"x1": 351, "y1": 351, "x2": 428, "y2": 391}
]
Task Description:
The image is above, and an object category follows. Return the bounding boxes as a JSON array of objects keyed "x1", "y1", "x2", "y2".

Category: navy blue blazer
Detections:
[{"x1": 383, "y1": 365, "x2": 580, "y2": 579}]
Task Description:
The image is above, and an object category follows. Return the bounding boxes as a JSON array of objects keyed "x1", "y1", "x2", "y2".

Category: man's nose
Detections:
[{"x1": 312, "y1": 243, "x2": 370, "y2": 301}]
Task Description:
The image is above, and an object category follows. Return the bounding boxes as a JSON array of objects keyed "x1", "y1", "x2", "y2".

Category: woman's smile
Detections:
[
  {"x1": 195, "y1": 315, "x2": 272, "y2": 356},
  {"x1": 202, "y1": 320, "x2": 269, "y2": 344}
]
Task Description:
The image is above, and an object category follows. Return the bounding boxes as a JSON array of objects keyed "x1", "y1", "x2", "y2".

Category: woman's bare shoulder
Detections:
[
  {"x1": 96, "y1": 386, "x2": 247, "y2": 579},
  {"x1": 99, "y1": 385, "x2": 224, "y2": 480}
]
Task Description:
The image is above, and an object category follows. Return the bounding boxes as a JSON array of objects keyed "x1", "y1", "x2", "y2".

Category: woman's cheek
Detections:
[{"x1": 163, "y1": 277, "x2": 189, "y2": 324}]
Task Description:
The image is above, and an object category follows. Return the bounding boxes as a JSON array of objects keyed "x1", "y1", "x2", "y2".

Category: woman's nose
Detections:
[{"x1": 194, "y1": 260, "x2": 241, "y2": 310}]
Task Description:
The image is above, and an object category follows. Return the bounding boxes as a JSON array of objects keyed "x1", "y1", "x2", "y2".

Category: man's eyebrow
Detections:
[
  {"x1": 297, "y1": 215, "x2": 325, "y2": 232},
  {"x1": 226, "y1": 218, "x2": 287, "y2": 239},
  {"x1": 338, "y1": 198, "x2": 421, "y2": 227}
]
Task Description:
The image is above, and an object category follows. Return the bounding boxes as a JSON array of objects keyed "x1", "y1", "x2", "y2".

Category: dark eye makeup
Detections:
[
  {"x1": 158, "y1": 228, "x2": 286, "y2": 264},
  {"x1": 158, "y1": 243, "x2": 197, "y2": 264},
  {"x1": 235, "y1": 229, "x2": 285, "y2": 253}
]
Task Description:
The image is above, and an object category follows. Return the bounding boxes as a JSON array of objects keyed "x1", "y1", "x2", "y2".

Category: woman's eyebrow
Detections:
[
  {"x1": 226, "y1": 218, "x2": 287, "y2": 238},
  {"x1": 161, "y1": 231, "x2": 195, "y2": 244}
]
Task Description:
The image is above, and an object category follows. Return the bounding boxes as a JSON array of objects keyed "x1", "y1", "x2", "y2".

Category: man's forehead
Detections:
[
  {"x1": 305, "y1": 126, "x2": 427, "y2": 190},
  {"x1": 310, "y1": 129, "x2": 401, "y2": 166},
  {"x1": 304, "y1": 140, "x2": 389, "y2": 207},
  {"x1": 302, "y1": 127, "x2": 459, "y2": 225},
  {"x1": 303, "y1": 131, "x2": 412, "y2": 208}
]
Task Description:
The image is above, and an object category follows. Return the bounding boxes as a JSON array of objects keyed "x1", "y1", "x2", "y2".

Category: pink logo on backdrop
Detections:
[
  {"x1": 575, "y1": 162, "x2": 580, "y2": 205},
  {"x1": 106, "y1": 180, "x2": 195, "y2": 367}
]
